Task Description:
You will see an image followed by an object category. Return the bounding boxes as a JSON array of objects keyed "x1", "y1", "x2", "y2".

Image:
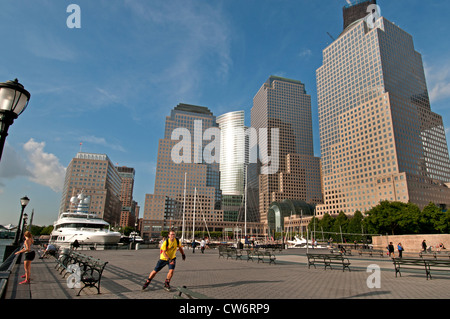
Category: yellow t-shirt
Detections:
[{"x1": 160, "y1": 239, "x2": 179, "y2": 261}]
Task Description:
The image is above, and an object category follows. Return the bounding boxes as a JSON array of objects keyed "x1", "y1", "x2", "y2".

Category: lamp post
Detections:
[
  {"x1": 13, "y1": 196, "x2": 30, "y2": 246},
  {"x1": 3, "y1": 195, "x2": 30, "y2": 261},
  {"x1": 20, "y1": 213, "x2": 28, "y2": 243},
  {"x1": 0, "y1": 79, "x2": 31, "y2": 162}
]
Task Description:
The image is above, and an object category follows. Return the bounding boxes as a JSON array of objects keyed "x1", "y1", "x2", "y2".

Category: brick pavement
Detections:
[{"x1": 5, "y1": 247, "x2": 450, "y2": 301}]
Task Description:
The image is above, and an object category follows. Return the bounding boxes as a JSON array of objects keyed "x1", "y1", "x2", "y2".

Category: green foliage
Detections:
[
  {"x1": 301, "y1": 201, "x2": 447, "y2": 243},
  {"x1": 363, "y1": 201, "x2": 448, "y2": 235},
  {"x1": 29, "y1": 225, "x2": 53, "y2": 236}
]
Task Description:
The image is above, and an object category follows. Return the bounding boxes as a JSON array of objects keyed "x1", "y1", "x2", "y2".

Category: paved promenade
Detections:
[{"x1": 5, "y1": 247, "x2": 449, "y2": 305}]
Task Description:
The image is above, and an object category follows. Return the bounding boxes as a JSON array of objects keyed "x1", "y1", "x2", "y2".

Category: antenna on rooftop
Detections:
[{"x1": 327, "y1": 32, "x2": 335, "y2": 41}]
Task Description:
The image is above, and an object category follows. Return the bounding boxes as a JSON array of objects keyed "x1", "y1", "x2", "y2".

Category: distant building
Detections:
[
  {"x1": 59, "y1": 152, "x2": 122, "y2": 226},
  {"x1": 117, "y1": 166, "x2": 138, "y2": 228}
]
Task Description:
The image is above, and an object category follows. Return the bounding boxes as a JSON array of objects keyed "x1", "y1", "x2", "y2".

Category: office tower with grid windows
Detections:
[
  {"x1": 315, "y1": 2, "x2": 450, "y2": 216},
  {"x1": 251, "y1": 76, "x2": 322, "y2": 229},
  {"x1": 117, "y1": 166, "x2": 138, "y2": 227},
  {"x1": 59, "y1": 152, "x2": 123, "y2": 226},
  {"x1": 142, "y1": 103, "x2": 223, "y2": 239}
]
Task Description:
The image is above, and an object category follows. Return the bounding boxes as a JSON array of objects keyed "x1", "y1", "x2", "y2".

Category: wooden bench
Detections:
[
  {"x1": 173, "y1": 286, "x2": 213, "y2": 299},
  {"x1": 393, "y1": 257, "x2": 450, "y2": 280},
  {"x1": 54, "y1": 250, "x2": 108, "y2": 295},
  {"x1": 256, "y1": 250, "x2": 276, "y2": 265},
  {"x1": 419, "y1": 251, "x2": 450, "y2": 259},
  {"x1": 218, "y1": 245, "x2": 227, "y2": 259},
  {"x1": 55, "y1": 251, "x2": 73, "y2": 275},
  {"x1": 76, "y1": 256, "x2": 108, "y2": 296},
  {"x1": 307, "y1": 253, "x2": 351, "y2": 272},
  {"x1": 226, "y1": 248, "x2": 242, "y2": 260},
  {"x1": 245, "y1": 249, "x2": 255, "y2": 262},
  {"x1": 358, "y1": 249, "x2": 384, "y2": 257}
]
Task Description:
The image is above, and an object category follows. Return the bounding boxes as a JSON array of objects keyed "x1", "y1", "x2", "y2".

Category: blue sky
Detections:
[{"x1": 1, "y1": 0, "x2": 450, "y2": 226}]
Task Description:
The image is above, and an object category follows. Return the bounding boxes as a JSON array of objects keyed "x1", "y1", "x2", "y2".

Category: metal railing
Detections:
[{"x1": 0, "y1": 246, "x2": 20, "y2": 299}]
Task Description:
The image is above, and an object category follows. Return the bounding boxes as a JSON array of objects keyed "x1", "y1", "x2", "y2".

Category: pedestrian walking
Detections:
[
  {"x1": 142, "y1": 230, "x2": 186, "y2": 291},
  {"x1": 15, "y1": 231, "x2": 35, "y2": 284},
  {"x1": 388, "y1": 242, "x2": 395, "y2": 258},
  {"x1": 200, "y1": 238, "x2": 206, "y2": 253},
  {"x1": 397, "y1": 242, "x2": 403, "y2": 258},
  {"x1": 421, "y1": 239, "x2": 427, "y2": 252}
]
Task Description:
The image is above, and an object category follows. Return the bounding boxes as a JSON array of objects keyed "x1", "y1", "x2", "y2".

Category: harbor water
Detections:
[{"x1": 0, "y1": 238, "x2": 14, "y2": 261}]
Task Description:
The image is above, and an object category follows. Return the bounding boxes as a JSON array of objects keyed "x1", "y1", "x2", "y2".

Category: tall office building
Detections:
[
  {"x1": 143, "y1": 103, "x2": 265, "y2": 239},
  {"x1": 59, "y1": 152, "x2": 123, "y2": 226},
  {"x1": 316, "y1": 1, "x2": 450, "y2": 216},
  {"x1": 251, "y1": 76, "x2": 322, "y2": 231},
  {"x1": 117, "y1": 166, "x2": 137, "y2": 227},
  {"x1": 217, "y1": 110, "x2": 246, "y2": 222},
  {"x1": 143, "y1": 103, "x2": 223, "y2": 239}
]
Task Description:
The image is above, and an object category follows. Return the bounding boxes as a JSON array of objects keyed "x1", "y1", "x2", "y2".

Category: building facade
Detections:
[
  {"x1": 250, "y1": 76, "x2": 322, "y2": 232},
  {"x1": 315, "y1": 1, "x2": 450, "y2": 217},
  {"x1": 143, "y1": 104, "x2": 265, "y2": 240},
  {"x1": 59, "y1": 152, "x2": 123, "y2": 226},
  {"x1": 217, "y1": 110, "x2": 246, "y2": 222},
  {"x1": 117, "y1": 166, "x2": 138, "y2": 228}
]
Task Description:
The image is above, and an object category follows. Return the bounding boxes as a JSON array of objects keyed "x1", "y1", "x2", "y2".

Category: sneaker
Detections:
[
  {"x1": 19, "y1": 280, "x2": 30, "y2": 285},
  {"x1": 164, "y1": 280, "x2": 171, "y2": 291},
  {"x1": 142, "y1": 278, "x2": 151, "y2": 290}
]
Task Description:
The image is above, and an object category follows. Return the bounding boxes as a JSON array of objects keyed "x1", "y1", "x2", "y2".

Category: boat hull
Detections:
[{"x1": 50, "y1": 230, "x2": 121, "y2": 248}]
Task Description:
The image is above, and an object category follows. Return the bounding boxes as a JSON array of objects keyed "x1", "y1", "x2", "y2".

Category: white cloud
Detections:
[
  {"x1": 298, "y1": 48, "x2": 312, "y2": 58},
  {"x1": 0, "y1": 143, "x2": 33, "y2": 193},
  {"x1": 124, "y1": 0, "x2": 232, "y2": 100},
  {"x1": 80, "y1": 135, "x2": 126, "y2": 152},
  {"x1": 424, "y1": 59, "x2": 450, "y2": 103},
  {"x1": 23, "y1": 139, "x2": 66, "y2": 192}
]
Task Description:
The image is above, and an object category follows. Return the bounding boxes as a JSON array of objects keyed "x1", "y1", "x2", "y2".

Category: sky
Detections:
[{"x1": 1, "y1": 0, "x2": 450, "y2": 227}]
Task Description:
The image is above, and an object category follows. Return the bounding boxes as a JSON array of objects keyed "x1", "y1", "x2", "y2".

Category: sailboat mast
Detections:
[
  {"x1": 244, "y1": 166, "x2": 247, "y2": 238},
  {"x1": 182, "y1": 172, "x2": 187, "y2": 243},
  {"x1": 192, "y1": 187, "x2": 196, "y2": 242}
]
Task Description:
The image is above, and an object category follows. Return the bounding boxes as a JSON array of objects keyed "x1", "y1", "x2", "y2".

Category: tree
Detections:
[
  {"x1": 347, "y1": 211, "x2": 364, "y2": 242},
  {"x1": 421, "y1": 202, "x2": 449, "y2": 234},
  {"x1": 363, "y1": 201, "x2": 421, "y2": 235}
]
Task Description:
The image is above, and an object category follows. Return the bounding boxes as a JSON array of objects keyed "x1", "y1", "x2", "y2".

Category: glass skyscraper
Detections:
[{"x1": 316, "y1": 1, "x2": 450, "y2": 216}]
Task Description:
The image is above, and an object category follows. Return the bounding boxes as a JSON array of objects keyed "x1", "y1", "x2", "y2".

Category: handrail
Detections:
[{"x1": 0, "y1": 246, "x2": 21, "y2": 299}]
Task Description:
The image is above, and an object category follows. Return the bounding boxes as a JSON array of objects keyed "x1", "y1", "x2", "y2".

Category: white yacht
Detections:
[
  {"x1": 286, "y1": 235, "x2": 325, "y2": 248},
  {"x1": 128, "y1": 231, "x2": 144, "y2": 243},
  {"x1": 49, "y1": 193, "x2": 121, "y2": 248}
]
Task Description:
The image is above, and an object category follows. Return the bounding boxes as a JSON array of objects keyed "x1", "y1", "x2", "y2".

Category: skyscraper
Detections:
[
  {"x1": 117, "y1": 166, "x2": 137, "y2": 227},
  {"x1": 142, "y1": 103, "x2": 222, "y2": 239},
  {"x1": 316, "y1": 2, "x2": 450, "y2": 216},
  {"x1": 217, "y1": 110, "x2": 246, "y2": 222},
  {"x1": 143, "y1": 103, "x2": 265, "y2": 239},
  {"x1": 251, "y1": 76, "x2": 322, "y2": 231},
  {"x1": 59, "y1": 152, "x2": 123, "y2": 225}
]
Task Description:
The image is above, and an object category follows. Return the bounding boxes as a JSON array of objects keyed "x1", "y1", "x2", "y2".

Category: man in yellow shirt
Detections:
[{"x1": 142, "y1": 230, "x2": 186, "y2": 291}]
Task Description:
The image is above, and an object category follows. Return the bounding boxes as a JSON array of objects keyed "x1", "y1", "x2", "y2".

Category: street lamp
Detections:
[
  {"x1": 0, "y1": 78, "x2": 31, "y2": 162},
  {"x1": 13, "y1": 195, "x2": 30, "y2": 245},
  {"x1": 21, "y1": 213, "x2": 29, "y2": 242}
]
